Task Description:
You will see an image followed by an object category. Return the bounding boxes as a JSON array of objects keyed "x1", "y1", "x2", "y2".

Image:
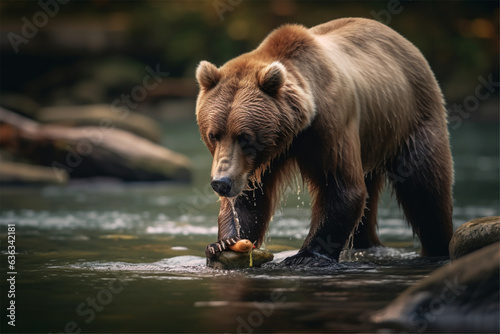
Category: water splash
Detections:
[
  {"x1": 339, "y1": 246, "x2": 420, "y2": 264},
  {"x1": 228, "y1": 197, "x2": 241, "y2": 237}
]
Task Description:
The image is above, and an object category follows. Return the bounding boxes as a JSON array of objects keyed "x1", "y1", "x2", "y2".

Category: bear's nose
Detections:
[{"x1": 211, "y1": 177, "x2": 233, "y2": 196}]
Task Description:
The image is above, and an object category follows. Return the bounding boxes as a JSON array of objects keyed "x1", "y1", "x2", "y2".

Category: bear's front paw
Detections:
[
  {"x1": 282, "y1": 250, "x2": 338, "y2": 267},
  {"x1": 205, "y1": 237, "x2": 241, "y2": 258}
]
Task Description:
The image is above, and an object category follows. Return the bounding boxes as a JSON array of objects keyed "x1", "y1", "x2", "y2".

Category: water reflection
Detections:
[{"x1": 0, "y1": 122, "x2": 497, "y2": 333}]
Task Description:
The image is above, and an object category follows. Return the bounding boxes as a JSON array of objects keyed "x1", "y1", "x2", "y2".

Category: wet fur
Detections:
[{"x1": 196, "y1": 18, "x2": 453, "y2": 261}]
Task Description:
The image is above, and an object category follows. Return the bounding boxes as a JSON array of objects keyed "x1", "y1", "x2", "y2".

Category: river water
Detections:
[{"x1": 0, "y1": 121, "x2": 498, "y2": 333}]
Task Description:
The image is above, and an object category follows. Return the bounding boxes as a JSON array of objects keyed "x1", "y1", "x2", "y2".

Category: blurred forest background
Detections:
[
  {"x1": 0, "y1": 4, "x2": 498, "y2": 334},
  {"x1": 0, "y1": 0, "x2": 498, "y2": 183}
]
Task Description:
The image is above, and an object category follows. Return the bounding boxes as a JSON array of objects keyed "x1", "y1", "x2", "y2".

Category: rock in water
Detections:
[
  {"x1": 206, "y1": 249, "x2": 274, "y2": 270},
  {"x1": 0, "y1": 108, "x2": 192, "y2": 182},
  {"x1": 449, "y1": 216, "x2": 500, "y2": 260},
  {"x1": 371, "y1": 242, "x2": 500, "y2": 333}
]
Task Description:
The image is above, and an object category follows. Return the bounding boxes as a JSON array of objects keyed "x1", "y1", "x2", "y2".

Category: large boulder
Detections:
[
  {"x1": 0, "y1": 108, "x2": 191, "y2": 182},
  {"x1": 37, "y1": 104, "x2": 163, "y2": 143},
  {"x1": 371, "y1": 242, "x2": 500, "y2": 333},
  {"x1": 449, "y1": 216, "x2": 500, "y2": 260}
]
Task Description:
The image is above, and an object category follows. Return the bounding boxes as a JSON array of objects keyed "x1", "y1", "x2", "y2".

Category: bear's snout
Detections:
[{"x1": 211, "y1": 177, "x2": 233, "y2": 197}]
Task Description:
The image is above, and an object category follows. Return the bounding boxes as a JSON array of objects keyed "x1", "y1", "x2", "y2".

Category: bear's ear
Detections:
[
  {"x1": 257, "y1": 61, "x2": 286, "y2": 96},
  {"x1": 196, "y1": 61, "x2": 220, "y2": 90}
]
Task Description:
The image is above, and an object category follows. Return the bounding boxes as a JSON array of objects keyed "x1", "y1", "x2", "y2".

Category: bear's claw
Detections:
[{"x1": 205, "y1": 237, "x2": 241, "y2": 258}]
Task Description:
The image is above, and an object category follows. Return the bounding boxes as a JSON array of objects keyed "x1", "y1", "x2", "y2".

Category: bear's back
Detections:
[
  {"x1": 308, "y1": 18, "x2": 445, "y2": 168},
  {"x1": 308, "y1": 17, "x2": 443, "y2": 122}
]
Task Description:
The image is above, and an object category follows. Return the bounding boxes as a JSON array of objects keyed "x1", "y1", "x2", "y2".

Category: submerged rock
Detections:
[
  {"x1": 371, "y1": 242, "x2": 500, "y2": 333},
  {"x1": 449, "y1": 216, "x2": 500, "y2": 260},
  {"x1": 206, "y1": 249, "x2": 274, "y2": 270}
]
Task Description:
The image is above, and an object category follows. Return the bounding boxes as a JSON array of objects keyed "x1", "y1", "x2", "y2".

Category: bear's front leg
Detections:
[
  {"x1": 284, "y1": 170, "x2": 367, "y2": 266},
  {"x1": 205, "y1": 188, "x2": 273, "y2": 258},
  {"x1": 206, "y1": 197, "x2": 240, "y2": 257}
]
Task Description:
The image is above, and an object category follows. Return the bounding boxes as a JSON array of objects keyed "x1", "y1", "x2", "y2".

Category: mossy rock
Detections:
[
  {"x1": 449, "y1": 216, "x2": 500, "y2": 260},
  {"x1": 206, "y1": 249, "x2": 274, "y2": 270}
]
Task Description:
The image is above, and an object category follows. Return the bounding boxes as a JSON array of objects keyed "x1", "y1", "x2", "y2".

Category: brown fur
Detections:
[{"x1": 196, "y1": 18, "x2": 453, "y2": 262}]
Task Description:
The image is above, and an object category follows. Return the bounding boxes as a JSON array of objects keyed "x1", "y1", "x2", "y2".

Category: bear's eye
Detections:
[
  {"x1": 237, "y1": 133, "x2": 254, "y2": 150},
  {"x1": 208, "y1": 132, "x2": 219, "y2": 143}
]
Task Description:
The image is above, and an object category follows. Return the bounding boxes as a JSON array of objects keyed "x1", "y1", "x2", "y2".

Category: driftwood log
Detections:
[
  {"x1": 37, "y1": 104, "x2": 163, "y2": 143},
  {"x1": 0, "y1": 160, "x2": 68, "y2": 185},
  {"x1": 0, "y1": 108, "x2": 191, "y2": 182}
]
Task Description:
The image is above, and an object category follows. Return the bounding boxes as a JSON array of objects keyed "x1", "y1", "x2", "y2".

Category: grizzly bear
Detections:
[{"x1": 196, "y1": 18, "x2": 453, "y2": 265}]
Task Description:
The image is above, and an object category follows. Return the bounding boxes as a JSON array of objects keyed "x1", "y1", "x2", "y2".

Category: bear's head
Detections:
[{"x1": 196, "y1": 58, "x2": 315, "y2": 197}]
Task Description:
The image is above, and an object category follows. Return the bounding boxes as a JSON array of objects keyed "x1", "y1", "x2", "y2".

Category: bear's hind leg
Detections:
[
  {"x1": 387, "y1": 127, "x2": 453, "y2": 257},
  {"x1": 352, "y1": 172, "x2": 384, "y2": 249}
]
